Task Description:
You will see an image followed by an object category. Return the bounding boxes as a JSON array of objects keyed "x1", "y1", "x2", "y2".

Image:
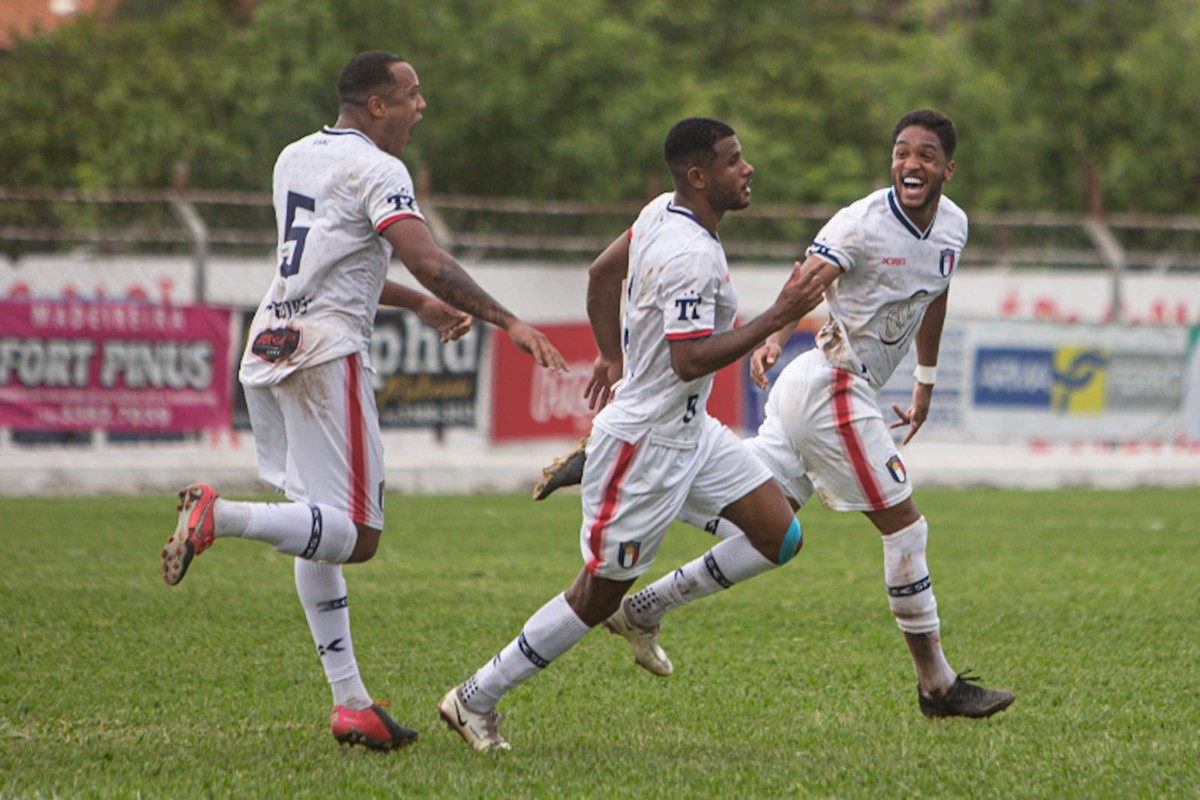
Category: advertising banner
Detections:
[
  {"x1": 741, "y1": 316, "x2": 1192, "y2": 446},
  {"x1": 491, "y1": 322, "x2": 742, "y2": 441},
  {"x1": 231, "y1": 308, "x2": 484, "y2": 430},
  {"x1": 0, "y1": 301, "x2": 232, "y2": 432},
  {"x1": 369, "y1": 309, "x2": 484, "y2": 428},
  {"x1": 963, "y1": 319, "x2": 1189, "y2": 441},
  {"x1": 1187, "y1": 327, "x2": 1200, "y2": 442}
]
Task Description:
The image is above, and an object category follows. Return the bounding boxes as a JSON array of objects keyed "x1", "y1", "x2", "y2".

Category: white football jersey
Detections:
[
  {"x1": 592, "y1": 193, "x2": 738, "y2": 444},
  {"x1": 239, "y1": 127, "x2": 426, "y2": 387},
  {"x1": 807, "y1": 187, "x2": 967, "y2": 391}
]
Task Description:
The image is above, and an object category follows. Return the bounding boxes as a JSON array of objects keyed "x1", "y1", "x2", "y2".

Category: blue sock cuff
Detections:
[{"x1": 777, "y1": 517, "x2": 802, "y2": 564}]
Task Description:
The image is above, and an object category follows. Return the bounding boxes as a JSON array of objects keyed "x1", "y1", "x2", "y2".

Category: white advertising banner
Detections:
[{"x1": 878, "y1": 319, "x2": 1196, "y2": 444}]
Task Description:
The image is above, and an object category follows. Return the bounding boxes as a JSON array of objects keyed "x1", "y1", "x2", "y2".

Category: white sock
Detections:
[
  {"x1": 882, "y1": 517, "x2": 956, "y2": 692},
  {"x1": 294, "y1": 558, "x2": 371, "y2": 710},
  {"x1": 212, "y1": 498, "x2": 251, "y2": 537},
  {"x1": 677, "y1": 506, "x2": 743, "y2": 541},
  {"x1": 464, "y1": 593, "x2": 591, "y2": 712},
  {"x1": 626, "y1": 534, "x2": 777, "y2": 628},
  {"x1": 216, "y1": 501, "x2": 357, "y2": 563}
]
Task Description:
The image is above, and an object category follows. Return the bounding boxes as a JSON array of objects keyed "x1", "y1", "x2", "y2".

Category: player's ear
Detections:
[
  {"x1": 686, "y1": 164, "x2": 707, "y2": 190},
  {"x1": 944, "y1": 160, "x2": 956, "y2": 183}
]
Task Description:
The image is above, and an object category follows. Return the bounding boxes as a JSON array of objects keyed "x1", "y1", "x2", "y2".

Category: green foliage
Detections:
[
  {"x1": 1, "y1": 489, "x2": 1199, "y2": 797},
  {"x1": 1, "y1": 0, "x2": 1197, "y2": 211}
]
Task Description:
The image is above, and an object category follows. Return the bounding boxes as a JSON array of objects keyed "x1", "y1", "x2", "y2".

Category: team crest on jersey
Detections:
[
  {"x1": 617, "y1": 540, "x2": 642, "y2": 568},
  {"x1": 886, "y1": 455, "x2": 907, "y2": 484},
  {"x1": 939, "y1": 248, "x2": 957, "y2": 277}
]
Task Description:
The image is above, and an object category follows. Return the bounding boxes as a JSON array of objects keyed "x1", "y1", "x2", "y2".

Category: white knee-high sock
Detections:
[
  {"x1": 463, "y1": 593, "x2": 592, "y2": 712},
  {"x1": 294, "y1": 558, "x2": 370, "y2": 710},
  {"x1": 882, "y1": 516, "x2": 956, "y2": 692},
  {"x1": 677, "y1": 506, "x2": 743, "y2": 541},
  {"x1": 214, "y1": 500, "x2": 357, "y2": 563},
  {"x1": 625, "y1": 534, "x2": 777, "y2": 628}
]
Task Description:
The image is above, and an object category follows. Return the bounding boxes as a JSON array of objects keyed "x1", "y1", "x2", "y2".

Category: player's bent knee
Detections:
[
  {"x1": 347, "y1": 526, "x2": 381, "y2": 563},
  {"x1": 776, "y1": 517, "x2": 803, "y2": 565}
]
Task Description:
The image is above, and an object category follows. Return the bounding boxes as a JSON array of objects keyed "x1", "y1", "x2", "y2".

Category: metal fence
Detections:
[{"x1": 3, "y1": 186, "x2": 1200, "y2": 308}]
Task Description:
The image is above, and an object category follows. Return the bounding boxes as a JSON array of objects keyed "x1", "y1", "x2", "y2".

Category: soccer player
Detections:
[
  {"x1": 536, "y1": 109, "x2": 1015, "y2": 719},
  {"x1": 159, "y1": 51, "x2": 568, "y2": 751},
  {"x1": 437, "y1": 118, "x2": 828, "y2": 751}
]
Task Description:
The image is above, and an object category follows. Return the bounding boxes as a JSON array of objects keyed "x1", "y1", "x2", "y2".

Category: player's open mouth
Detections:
[{"x1": 899, "y1": 176, "x2": 925, "y2": 199}]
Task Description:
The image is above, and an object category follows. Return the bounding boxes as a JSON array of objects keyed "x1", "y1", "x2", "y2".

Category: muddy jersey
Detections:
[
  {"x1": 807, "y1": 188, "x2": 967, "y2": 391},
  {"x1": 592, "y1": 192, "x2": 738, "y2": 444},
  {"x1": 239, "y1": 127, "x2": 426, "y2": 387}
]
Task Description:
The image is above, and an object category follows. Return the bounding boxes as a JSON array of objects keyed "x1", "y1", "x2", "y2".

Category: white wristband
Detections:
[{"x1": 913, "y1": 365, "x2": 937, "y2": 385}]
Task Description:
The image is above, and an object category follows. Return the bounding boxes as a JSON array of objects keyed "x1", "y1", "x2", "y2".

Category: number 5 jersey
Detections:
[{"x1": 239, "y1": 127, "x2": 426, "y2": 388}]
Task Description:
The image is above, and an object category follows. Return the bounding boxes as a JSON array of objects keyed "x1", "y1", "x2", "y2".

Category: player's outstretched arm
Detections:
[
  {"x1": 889, "y1": 289, "x2": 949, "y2": 444},
  {"x1": 585, "y1": 233, "x2": 630, "y2": 409},
  {"x1": 670, "y1": 256, "x2": 838, "y2": 382},
  {"x1": 587, "y1": 234, "x2": 628, "y2": 364},
  {"x1": 384, "y1": 218, "x2": 568, "y2": 372}
]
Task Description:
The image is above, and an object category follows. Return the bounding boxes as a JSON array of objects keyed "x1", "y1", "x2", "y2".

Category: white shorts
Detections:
[
  {"x1": 243, "y1": 353, "x2": 385, "y2": 529},
  {"x1": 770, "y1": 348, "x2": 912, "y2": 512},
  {"x1": 580, "y1": 416, "x2": 773, "y2": 580},
  {"x1": 743, "y1": 403, "x2": 815, "y2": 509}
]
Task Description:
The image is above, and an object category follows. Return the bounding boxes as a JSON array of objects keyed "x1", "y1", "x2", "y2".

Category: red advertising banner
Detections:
[
  {"x1": 491, "y1": 322, "x2": 743, "y2": 441},
  {"x1": 0, "y1": 301, "x2": 233, "y2": 432}
]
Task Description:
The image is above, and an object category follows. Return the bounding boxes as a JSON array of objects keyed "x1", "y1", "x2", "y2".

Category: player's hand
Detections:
[
  {"x1": 506, "y1": 320, "x2": 569, "y2": 373},
  {"x1": 889, "y1": 382, "x2": 933, "y2": 445},
  {"x1": 776, "y1": 260, "x2": 826, "y2": 320},
  {"x1": 585, "y1": 356, "x2": 622, "y2": 410},
  {"x1": 749, "y1": 342, "x2": 782, "y2": 390},
  {"x1": 415, "y1": 297, "x2": 473, "y2": 343}
]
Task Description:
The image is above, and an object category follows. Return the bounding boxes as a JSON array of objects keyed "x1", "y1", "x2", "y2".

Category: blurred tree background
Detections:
[{"x1": 1, "y1": 0, "x2": 1197, "y2": 214}]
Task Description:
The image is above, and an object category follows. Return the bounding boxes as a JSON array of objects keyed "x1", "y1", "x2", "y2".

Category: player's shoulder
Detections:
[
  {"x1": 633, "y1": 192, "x2": 674, "y2": 227},
  {"x1": 276, "y1": 127, "x2": 379, "y2": 170},
  {"x1": 937, "y1": 193, "x2": 968, "y2": 226},
  {"x1": 829, "y1": 188, "x2": 889, "y2": 226},
  {"x1": 634, "y1": 194, "x2": 708, "y2": 244}
]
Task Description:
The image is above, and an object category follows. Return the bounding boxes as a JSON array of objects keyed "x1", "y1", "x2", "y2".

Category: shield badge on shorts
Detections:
[
  {"x1": 618, "y1": 540, "x2": 642, "y2": 568},
  {"x1": 886, "y1": 455, "x2": 907, "y2": 484}
]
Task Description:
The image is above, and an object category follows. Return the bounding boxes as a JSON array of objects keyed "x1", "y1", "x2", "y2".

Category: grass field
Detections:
[{"x1": 2, "y1": 488, "x2": 1198, "y2": 798}]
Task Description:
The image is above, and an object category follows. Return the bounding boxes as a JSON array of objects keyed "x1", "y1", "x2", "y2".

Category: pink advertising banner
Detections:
[{"x1": 0, "y1": 301, "x2": 233, "y2": 432}]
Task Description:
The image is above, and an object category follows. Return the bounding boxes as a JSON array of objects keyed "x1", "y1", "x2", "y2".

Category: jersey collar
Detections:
[
  {"x1": 320, "y1": 126, "x2": 377, "y2": 148},
  {"x1": 667, "y1": 201, "x2": 719, "y2": 241},
  {"x1": 886, "y1": 188, "x2": 936, "y2": 240}
]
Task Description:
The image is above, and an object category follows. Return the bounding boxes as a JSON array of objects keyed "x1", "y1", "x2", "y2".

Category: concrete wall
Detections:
[{"x1": 3, "y1": 255, "x2": 1199, "y2": 494}]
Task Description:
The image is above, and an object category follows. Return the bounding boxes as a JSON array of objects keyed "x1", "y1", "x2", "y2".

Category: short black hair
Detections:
[
  {"x1": 892, "y1": 109, "x2": 957, "y2": 160},
  {"x1": 664, "y1": 117, "x2": 736, "y2": 177},
  {"x1": 337, "y1": 50, "x2": 405, "y2": 105}
]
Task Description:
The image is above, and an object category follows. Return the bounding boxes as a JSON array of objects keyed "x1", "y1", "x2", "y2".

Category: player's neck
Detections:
[
  {"x1": 331, "y1": 110, "x2": 380, "y2": 148},
  {"x1": 670, "y1": 193, "x2": 720, "y2": 236},
  {"x1": 899, "y1": 196, "x2": 940, "y2": 235}
]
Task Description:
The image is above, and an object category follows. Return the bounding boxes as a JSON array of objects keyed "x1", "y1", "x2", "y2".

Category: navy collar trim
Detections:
[
  {"x1": 320, "y1": 126, "x2": 376, "y2": 147},
  {"x1": 667, "y1": 201, "x2": 718, "y2": 241},
  {"x1": 886, "y1": 188, "x2": 935, "y2": 240}
]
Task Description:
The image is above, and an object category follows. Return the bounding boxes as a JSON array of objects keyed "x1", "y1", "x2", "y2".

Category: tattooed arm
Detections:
[{"x1": 383, "y1": 217, "x2": 567, "y2": 371}]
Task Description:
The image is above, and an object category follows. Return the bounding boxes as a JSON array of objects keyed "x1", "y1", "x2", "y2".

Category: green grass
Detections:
[{"x1": 2, "y1": 489, "x2": 1198, "y2": 799}]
